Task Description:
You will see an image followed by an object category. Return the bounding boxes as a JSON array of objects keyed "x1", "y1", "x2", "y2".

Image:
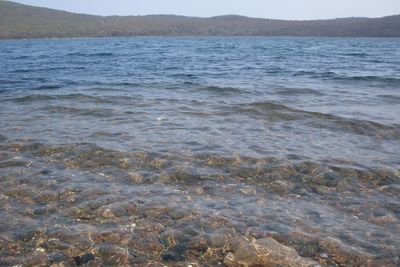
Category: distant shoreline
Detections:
[
  {"x1": 1, "y1": 1, "x2": 400, "y2": 39},
  {"x1": 1, "y1": 36, "x2": 400, "y2": 41}
]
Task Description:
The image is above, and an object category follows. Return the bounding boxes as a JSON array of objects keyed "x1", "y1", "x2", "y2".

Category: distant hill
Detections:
[{"x1": 1, "y1": 0, "x2": 400, "y2": 39}]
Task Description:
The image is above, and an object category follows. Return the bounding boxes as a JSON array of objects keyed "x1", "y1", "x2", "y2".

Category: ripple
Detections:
[
  {"x1": 378, "y1": 94, "x2": 400, "y2": 104},
  {"x1": 293, "y1": 70, "x2": 400, "y2": 85},
  {"x1": 275, "y1": 87, "x2": 324, "y2": 96},
  {"x1": 7, "y1": 94, "x2": 57, "y2": 103},
  {"x1": 198, "y1": 85, "x2": 243, "y2": 95},
  {"x1": 57, "y1": 93, "x2": 111, "y2": 103},
  {"x1": 33, "y1": 84, "x2": 63, "y2": 91},
  {"x1": 233, "y1": 101, "x2": 400, "y2": 139},
  {"x1": 343, "y1": 52, "x2": 368, "y2": 57},
  {"x1": 44, "y1": 105, "x2": 117, "y2": 118},
  {"x1": 66, "y1": 52, "x2": 115, "y2": 57}
]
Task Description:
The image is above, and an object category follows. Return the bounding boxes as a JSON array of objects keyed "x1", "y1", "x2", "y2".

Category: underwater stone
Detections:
[
  {"x1": 225, "y1": 237, "x2": 317, "y2": 267},
  {"x1": 74, "y1": 253, "x2": 95, "y2": 266},
  {"x1": 161, "y1": 244, "x2": 187, "y2": 262}
]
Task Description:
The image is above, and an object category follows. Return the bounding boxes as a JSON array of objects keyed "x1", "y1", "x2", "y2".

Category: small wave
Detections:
[
  {"x1": 57, "y1": 93, "x2": 110, "y2": 103},
  {"x1": 91, "y1": 131, "x2": 127, "y2": 137},
  {"x1": 46, "y1": 66, "x2": 87, "y2": 71},
  {"x1": 45, "y1": 105, "x2": 116, "y2": 118},
  {"x1": 171, "y1": 73, "x2": 198, "y2": 79},
  {"x1": 344, "y1": 52, "x2": 368, "y2": 57},
  {"x1": 12, "y1": 66, "x2": 79, "y2": 73},
  {"x1": 199, "y1": 86, "x2": 242, "y2": 94},
  {"x1": 9, "y1": 94, "x2": 56, "y2": 103},
  {"x1": 0, "y1": 79, "x2": 24, "y2": 84},
  {"x1": 112, "y1": 82, "x2": 142, "y2": 87},
  {"x1": 244, "y1": 101, "x2": 291, "y2": 111},
  {"x1": 94, "y1": 52, "x2": 114, "y2": 57},
  {"x1": 7, "y1": 93, "x2": 111, "y2": 104},
  {"x1": 264, "y1": 68, "x2": 285, "y2": 74},
  {"x1": 33, "y1": 85, "x2": 62, "y2": 91},
  {"x1": 310, "y1": 115, "x2": 400, "y2": 140},
  {"x1": 11, "y1": 55, "x2": 30, "y2": 60},
  {"x1": 84, "y1": 87, "x2": 131, "y2": 93},
  {"x1": 275, "y1": 88, "x2": 324, "y2": 96},
  {"x1": 293, "y1": 71, "x2": 400, "y2": 85},
  {"x1": 342, "y1": 76, "x2": 400, "y2": 84},
  {"x1": 86, "y1": 82, "x2": 142, "y2": 89},
  {"x1": 378, "y1": 94, "x2": 400, "y2": 104},
  {"x1": 44, "y1": 106, "x2": 81, "y2": 114},
  {"x1": 235, "y1": 101, "x2": 400, "y2": 139},
  {"x1": 232, "y1": 101, "x2": 302, "y2": 121},
  {"x1": 79, "y1": 109, "x2": 115, "y2": 118},
  {"x1": 293, "y1": 70, "x2": 337, "y2": 77},
  {"x1": 66, "y1": 52, "x2": 115, "y2": 57},
  {"x1": 12, "y1": 69, "x2": 32, "y2": 73},
  {"x1": 182, "y1": 81, "x2": 199, "y2": 86},
  {"x1": 44, "y1": 67, "x2": 68, "y2": 71}
]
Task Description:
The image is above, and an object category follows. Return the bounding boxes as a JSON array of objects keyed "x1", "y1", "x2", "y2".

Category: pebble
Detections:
[
  {"x1": 74, "y1": 253, "x2": 95, "y2": 266},
  {"x1": 320, "y1": 252, "x2": 329, "y2": 258},
  {"x1": 161, "y1": 244, "x2": 186, "y2": 261}
]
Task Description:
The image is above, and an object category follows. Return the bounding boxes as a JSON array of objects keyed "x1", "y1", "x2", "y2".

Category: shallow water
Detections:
[{"x1": 0, "y1": 37, "x2": 399, "y2": 266}]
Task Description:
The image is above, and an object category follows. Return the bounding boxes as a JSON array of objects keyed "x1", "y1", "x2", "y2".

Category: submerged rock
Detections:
[
  {"x1": 94, "y1": 243, "x2": 130, "y2": 266},
  {"x1": 74, "y1": 253, "x2": 95, "y2": 266},
  {"x1": 225, "y1": 237, "x2": 317, "y2": 267},
  {"x1": 161, "y1": 244, "x2": 187, "y2": 262}
]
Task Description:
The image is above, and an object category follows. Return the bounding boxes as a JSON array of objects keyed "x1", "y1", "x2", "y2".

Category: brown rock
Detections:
[
  {"x1": 225, "y1": 237, "x2": 317, "y2": 267},
  {"x1": 209, "y1": 234, "x2": 227, "y2": 248},
  {"x1": 94, "y1": 243, "x2": 130, "y2": 266},
  {"x1": 319, "y1": 237, "x2": 374, "y2": 266}
]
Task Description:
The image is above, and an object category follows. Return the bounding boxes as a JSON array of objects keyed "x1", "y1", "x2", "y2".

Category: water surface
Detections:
[{"x1": 0, "y1": 37, "x2": 399, "y2": 266}]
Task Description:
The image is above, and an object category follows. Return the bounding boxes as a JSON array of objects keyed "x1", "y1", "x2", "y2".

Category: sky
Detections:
[{"x1": 12, "y1": 0, "x2": 400, "y2": 20}]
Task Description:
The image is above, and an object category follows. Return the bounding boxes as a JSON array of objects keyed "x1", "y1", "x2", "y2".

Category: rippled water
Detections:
[{"x1": 0, "y1": 37, "x2": 400, "y2": 266}]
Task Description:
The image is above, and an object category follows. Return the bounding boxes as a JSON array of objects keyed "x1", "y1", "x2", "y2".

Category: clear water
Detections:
[{"x1": 0, "y1": 37, "x2": 399, "y2": 266}]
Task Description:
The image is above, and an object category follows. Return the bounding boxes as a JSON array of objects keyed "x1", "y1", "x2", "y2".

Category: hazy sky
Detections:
[{"x1": 13, "y1": 0, "x2": 400, "y2": 20}]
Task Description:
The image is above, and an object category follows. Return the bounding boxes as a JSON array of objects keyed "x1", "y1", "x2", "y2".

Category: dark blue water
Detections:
[{"x1": 0, "y1": 38, "x2": 400, "y2": 266}]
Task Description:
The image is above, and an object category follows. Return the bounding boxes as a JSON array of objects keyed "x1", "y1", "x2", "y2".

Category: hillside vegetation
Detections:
[{"x1": 1, "y1": 0, "x2": 400, "y2": 39}]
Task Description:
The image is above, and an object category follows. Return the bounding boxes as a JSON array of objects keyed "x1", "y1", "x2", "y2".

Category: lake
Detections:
[{"x1": 0, "y1": 37, "x2": 399, "y2": 266}]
